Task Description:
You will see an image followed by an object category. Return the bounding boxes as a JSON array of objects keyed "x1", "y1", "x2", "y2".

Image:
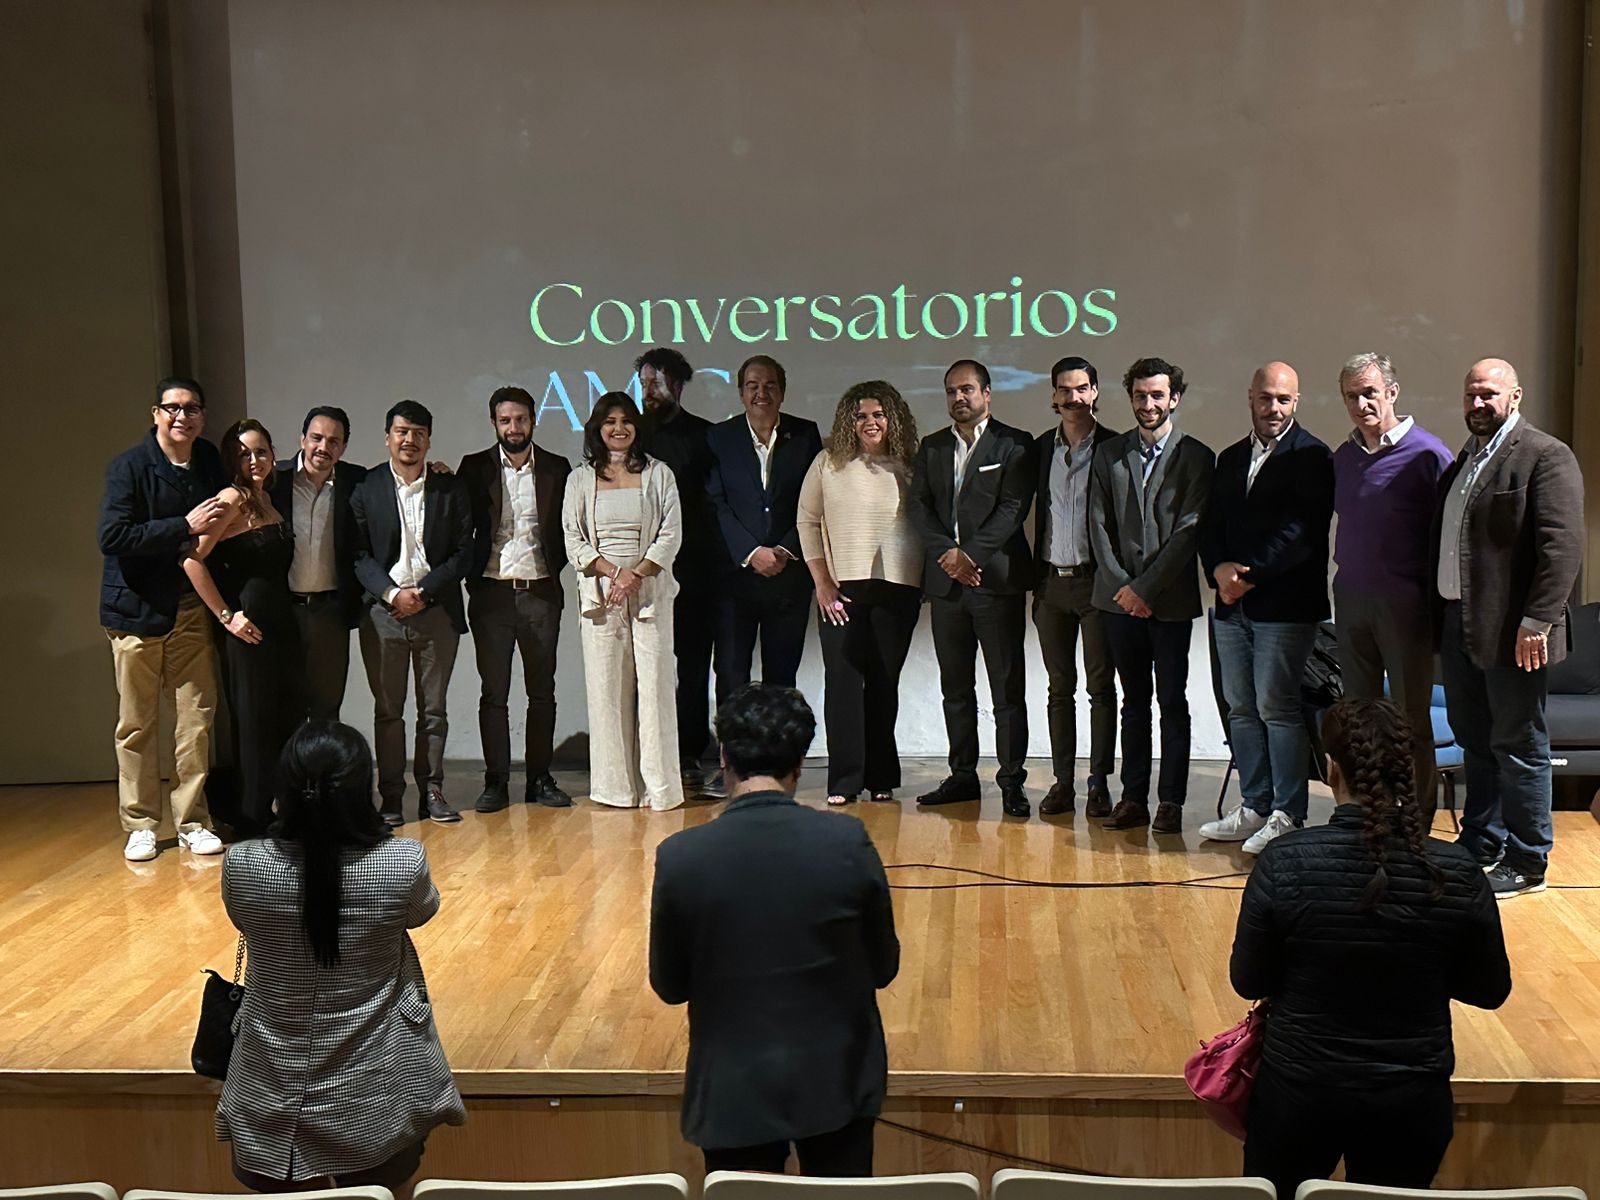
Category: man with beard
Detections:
[
  {"x1": 1088, "y1": 358, "x2": 1215, "y2": 834},
  {"x1": 635, "y1": 347, "x2": 729, "y2": 798},
  {"x1": 1032, "y1": 356, "x2": 1120, "y2": 819},
  {"x1": 1433, "y1": 358, "x2": 1583, "y2": 899},
  {"x1": 458, "y1": 386, "x2": 573, "y2": 812}
]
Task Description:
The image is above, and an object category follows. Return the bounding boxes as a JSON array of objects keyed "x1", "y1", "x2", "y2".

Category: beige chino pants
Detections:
[{"x1": 579, "y1": 595, "x2": 683, "y2": 811}]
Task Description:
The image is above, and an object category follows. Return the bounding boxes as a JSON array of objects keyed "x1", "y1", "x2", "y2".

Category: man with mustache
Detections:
[
  {"x1": 1330, "y1": 354, "x2": 1452, "y2": 812},
  {"x1": 1031, "y1": 356, "x2": 1119, "y2": 819},
  {"x1": 1433, "y1": 358, "x2": 1584, "y2": 899},
  {"x1": 1200, "y1": 362, "x2": 1335, "y2": 855},
  {"x1": 458, "y1": 386, "x2": 573, "y2": 813}
]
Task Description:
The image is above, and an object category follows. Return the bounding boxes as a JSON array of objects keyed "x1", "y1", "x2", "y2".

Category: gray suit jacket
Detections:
[{"x1": 1088, "y1": 426, "x2": 1216, "y2": 621}]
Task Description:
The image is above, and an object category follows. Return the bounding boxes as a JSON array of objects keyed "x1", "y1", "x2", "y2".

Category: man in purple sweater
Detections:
[{"x1": 1332, "y1": 353, "x2": 1453, "y2": 809}]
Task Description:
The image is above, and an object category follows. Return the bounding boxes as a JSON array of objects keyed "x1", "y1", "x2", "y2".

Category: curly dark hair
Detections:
[
  {"x1": 715, "y1": 684, "x2": 817, "y2": 780},
  {"x1": 824, "y1": 381, "x2": 919, "y2": 470},
  {"x1": 1321, "y1": 698, "x2": 1445, "y2": 910},
  {"x1": 220, "y1": 418, "x2": 275, "y2": 525},
  {"x1": 1122, "y1": 357, "x2": 1186, "y2": 398},
  {"x1": 583, "y1": 391, "x2": 648, "y2": 480},
  {"x1": 634, "y1": 347, "x2": 694, "y2": 388}
]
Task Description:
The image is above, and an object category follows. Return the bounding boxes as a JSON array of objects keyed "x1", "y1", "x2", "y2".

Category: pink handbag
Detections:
[{"x1": 1184, "y1": 1004, "x2": 1267, "y2": 1140}]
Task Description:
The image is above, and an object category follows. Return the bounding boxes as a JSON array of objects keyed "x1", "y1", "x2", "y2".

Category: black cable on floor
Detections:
[
  {"x1": 876, "y1": 1116, "x2": 1109, "y2": 1176},
  {"x1": 884, "y1": 863, "x2": 1250, "y2": 891}
]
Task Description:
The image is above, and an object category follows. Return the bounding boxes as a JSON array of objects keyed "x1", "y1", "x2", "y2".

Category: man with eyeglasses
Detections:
[{"x1": 98, "y1": 376, "x2": 229, "y2": 861}]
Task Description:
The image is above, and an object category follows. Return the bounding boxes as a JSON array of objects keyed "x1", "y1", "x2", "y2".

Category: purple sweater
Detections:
[{"x1": 1332, "y1": 423, "x2": 1455, "y2": 598}]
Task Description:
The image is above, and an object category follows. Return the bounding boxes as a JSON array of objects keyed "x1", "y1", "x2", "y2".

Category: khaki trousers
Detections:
[
  {"x1": 579, "y1": 596, "x2": 683, "y2": 811},
  {"x1": 106, "y1": 597, "x2": 217, "y2": 832}
]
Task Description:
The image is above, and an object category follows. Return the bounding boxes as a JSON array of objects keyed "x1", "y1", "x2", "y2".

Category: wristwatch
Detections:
[{"x1": 217, "y1": 607, "x2": 234, "y2": 625}]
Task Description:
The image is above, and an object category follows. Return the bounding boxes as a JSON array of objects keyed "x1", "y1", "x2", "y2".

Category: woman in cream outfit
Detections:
[{"x1": 563, "y1": 391, "x2": 685, "y2": 810}]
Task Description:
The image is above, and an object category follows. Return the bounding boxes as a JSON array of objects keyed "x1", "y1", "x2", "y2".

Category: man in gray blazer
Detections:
[
  {"x1": 1434, "y1": 357, "x2": 1584, "y2": 899},
  {"x1": 1088, "y1": 357, "x2": 1216, "y2": 834}
]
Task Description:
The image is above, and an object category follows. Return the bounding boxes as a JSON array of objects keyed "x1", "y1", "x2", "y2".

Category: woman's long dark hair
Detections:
[
  {"x1": 273, "y1": 721, "x2": 390, "y2": 967},
  {"x1": 220, "y1": 418, "x2": 274, "y2": 525},
  {"x1": 583, "y1": 391, "x2": 647, "y2": 480},
  {"x1": 1321, "y1": 698, "x2": 1445, "y2": 911}
]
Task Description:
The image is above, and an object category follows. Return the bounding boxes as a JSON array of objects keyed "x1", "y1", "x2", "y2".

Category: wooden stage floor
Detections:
[{"x1": 3, "y1": 760, "x2": 1600, "y2": 1190}]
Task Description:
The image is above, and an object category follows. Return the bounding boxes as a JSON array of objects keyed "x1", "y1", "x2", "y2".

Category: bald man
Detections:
[
  {"x1": 1200, "y1": 363, "x2": 1335, "y2": 855},
  {"x1": 1433, "y1": 358, "x2": 1584, "y2": 899}
]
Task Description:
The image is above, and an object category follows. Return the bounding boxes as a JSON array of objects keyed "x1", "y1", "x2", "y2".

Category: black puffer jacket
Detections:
[{"x1": 1230, "y1": 805, "x2": 1511, "y2": 1086}]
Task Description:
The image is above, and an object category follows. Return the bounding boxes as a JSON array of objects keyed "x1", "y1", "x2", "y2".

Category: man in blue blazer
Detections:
[
  {"x1": 1200, "y1": 362, "x2": 1335, "y2": 855},
  {"x1": 705, "y1": 355, "x2": 824, "y2": 697}
]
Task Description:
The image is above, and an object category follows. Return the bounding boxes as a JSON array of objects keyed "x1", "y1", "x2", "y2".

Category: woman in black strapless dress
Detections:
[{"x1": 184, "y1": 419, "x2": 304, "y2": 834}]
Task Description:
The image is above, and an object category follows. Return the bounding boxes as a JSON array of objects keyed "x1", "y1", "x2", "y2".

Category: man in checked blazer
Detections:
[
  {"x1": 907, "y1": 359, "x2": 1036, "y2": 817},
  {"x1": 1088, "y1": 357, "x2": 1215, "y2": 835},
  {"x1": 352, "y1": 400, "x2": 474, "y2": 826}
]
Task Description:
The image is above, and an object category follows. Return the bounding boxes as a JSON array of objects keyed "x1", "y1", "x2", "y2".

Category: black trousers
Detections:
[
  {"x1": 703, "y1": 1117, "x2": 875, "y2": 1177},
  {"x1": 1243, "y1": 1067, "x2": 1453, "y2": 1198},
  {"x1": 674, "y1": 581, "x2": 719, "y2": 767},
  {"x1": 714, "y1": 570, "x2": 812, "y2": 696},
  {"x1": 469, "y1": 578, "x2": 562, "y2": 784},
  {"x1": 1336, "y1": 589, "x2": 1437, "y2": 810},
  {"x1": 1031, "y1": 572, "x2": 1116, "y2": 790},
  {"x1": 290, "y1": 592, "x2": 352, "y2": 722},
  {"x1": 929, "y1": 588, "x2": 1028, "y2": 789},
  {"x1": 819, "y1": 580, "x2": 921, "y2": 796},
  {"x1": 1103, "y1": 611, "x2": 1192, "y2": 806}
]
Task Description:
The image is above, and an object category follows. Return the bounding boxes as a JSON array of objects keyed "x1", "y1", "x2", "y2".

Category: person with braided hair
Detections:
[{"x1": 1228, "y1": 697, "x2": 1510, "y2": 1196}]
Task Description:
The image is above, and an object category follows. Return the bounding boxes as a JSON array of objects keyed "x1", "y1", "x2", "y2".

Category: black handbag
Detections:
[{"x1": 192, "y1": 934, "x2": 246, "y2": 1080}]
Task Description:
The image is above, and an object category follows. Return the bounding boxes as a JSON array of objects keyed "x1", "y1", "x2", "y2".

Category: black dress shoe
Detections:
[
  {"x1": 1039, "y1": 783, "x2": 1074, "y2": 816},
  {"x1": 1152, "y1": 801, "x2": 1184, "y2": 834},
  {"x1": 425, "y1": 787, "x2": 462, "y2": 824},
  {"x1": 1102, "y1": 798, "x2": 1150, "y2": 830},
  {"x1": 529, "y1": 773, "x2": 573, "y2": 808},
  {"x1": 1085, "y1": 783, "x2": 1113, "y2": 821},
  {"x1": 379, "y1": 799, "x2": 405, "y2": 827},
  {"x1": 916, "y1": 776, "x2": 981, "y2": 806},
  {"x1": 475, "y1": 784, "x2": 510, "y2": 814},
  {"x1": 1001, "y1": 788, "x2": 1031, "y2": 818}
]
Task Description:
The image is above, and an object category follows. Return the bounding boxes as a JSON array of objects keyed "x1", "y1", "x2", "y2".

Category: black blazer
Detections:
[
  {"x1": 1032, "y1": 420, "x2": 1118, "y2": 578},
  {"x1": 705, "y1": 412, "x2": 824, "y2": 599},
  {"x1": 98, "y1": 429, "x2": 226, "y2": 635},
  {"x1": 268, "y1": 456, "x2": 370, "y2": 629},
  {"x1": 907, "y1": 419, "x2": 1035, "y2": 598},
  {"x1": 649, "y1": 790, "x2": 899, "y2": 1150},
  {"x1": 350, "y1": 465, "x2": 474, "y2": 634},
  {"x1": 1200, "y1": 421, "x2": 1334, "y2": 623},
  {"x1": 456, "y1": 443, "x2": 571, "y2": 589}
]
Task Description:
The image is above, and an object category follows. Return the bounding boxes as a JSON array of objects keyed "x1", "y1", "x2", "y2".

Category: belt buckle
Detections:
[{"x1": 511, "y1": 578, "x2": 533, "y2": 591}]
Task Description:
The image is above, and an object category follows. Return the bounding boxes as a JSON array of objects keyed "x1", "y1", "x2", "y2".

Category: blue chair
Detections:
[{"x1": 1383, "y1": 678, "x2": 1463, "y2": 822}]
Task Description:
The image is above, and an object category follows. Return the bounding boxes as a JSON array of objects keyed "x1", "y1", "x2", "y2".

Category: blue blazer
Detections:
[
  {"x1": 98, "y1": 429, "x2": 226, "y2": 635},
  {"x1": 705, "y1": 412, "x2": 823, "y2": 599}
]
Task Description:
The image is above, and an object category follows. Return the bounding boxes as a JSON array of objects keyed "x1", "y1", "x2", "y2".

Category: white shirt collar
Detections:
[
  {"x1": 390, "y1": 464, "x2": 426, "y2": 493},
  {"x1": 1349, "y1": 415, "x2": 1415, "y2": 454},
  {"x1": 954, "y1": 416, "x2": 990, "y2": 447},
  {"x1": 499, "y1": 446, "x2": 533, "y2": 472},
  {"x1": 1252, "y1": 417, "x2": 1295, "y2": 453}
]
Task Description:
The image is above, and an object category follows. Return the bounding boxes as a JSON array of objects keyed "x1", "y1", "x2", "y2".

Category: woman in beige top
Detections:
[{"x1": 797, "y1": 381, "x2": 923, "y2": 807}]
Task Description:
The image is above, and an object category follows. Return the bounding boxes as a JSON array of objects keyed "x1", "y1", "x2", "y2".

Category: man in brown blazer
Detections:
[
  {"x1": 1434, "y1": 358, "x2": 1584, "y2": 899},
  {"x1": 459, "y1": 386, "x2": 573, "y2": 812}
]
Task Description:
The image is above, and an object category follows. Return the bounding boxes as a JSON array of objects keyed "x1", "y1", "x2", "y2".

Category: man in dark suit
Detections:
[
  {"x1": 1088, "y1": 357, "x2": 1215, "y2": 834},
  {"x1": 98, "y1": 376, "x2": 229, "y2": 861},
  {"x1": 706, "y1": 355, "x2": 824, "y2": 698},
  {"x1": 649, "y1": 685, "x2": 898, "y2": 1176},
  {"x1": 457, "y1": 386, "x2": 572, "y2": 813},
  {"x1": 267, "y1": 406, "x2": 368, "y2": 723},
  {"x1": 1200, "y1": 362, "x2": 1335, "y2": 855},
  {"x1": 635, "y1": 347, "x2": 730, "y2": 799},
  {"x1": 1033, "y1": 355, "x2": 1119, "y2": 819},
  {"x1": 352, "y1": 400, "x2": 474, "y2": 826},
  {"x1": 907, "y1": 359, "x2": 1036, "y2": 816},
  {"x1": 1434, "y1": 357, "x2": 1585, "y2": 899}
]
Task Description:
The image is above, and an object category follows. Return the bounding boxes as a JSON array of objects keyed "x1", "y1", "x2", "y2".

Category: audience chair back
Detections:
[
  {"x1": 1295, "y1": 1183, "x2": 1586, "y2": 1200},
  {"x1": 992, "y1": 1170, "x2": 1275, "y2": 1200},
  {"x1": 414, "y1": 1177, "x2": 689, "y2": 1200},
  {"x1": 125, "y1": 1189, "x2": 392, "y2": 1200},
  {"x1": 703, "y1": 1173, "x2": 980, "y2": 1200},
  {"x1": 0, "y1": 1186, "x2": 119, "y2": 1200}
]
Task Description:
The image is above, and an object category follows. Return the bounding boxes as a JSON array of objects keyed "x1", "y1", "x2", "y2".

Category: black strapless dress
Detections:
[{"x1": 212, "y1": 523, "x2": 302, "y2": 833}]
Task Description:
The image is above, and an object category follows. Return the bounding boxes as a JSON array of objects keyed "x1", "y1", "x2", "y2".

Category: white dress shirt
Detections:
[
  {"x1": 386, "y1": 467, "x2": 431, "y2": 599},
  {"x1": 485, "y1": 449, "x2": 549, "y2": 581},
  {"x1": 287, "y1": 454, "x2": 338, "y2": 594},
  {"x1": 748, "y1": 418, "x2": 777, "y2": 490},
  {"x1": 951, "y1": 417, "x2": 990, "y2": 542},
  {"x1": 1246, "y1": 418, "x2": 1296, "y2": 493}
]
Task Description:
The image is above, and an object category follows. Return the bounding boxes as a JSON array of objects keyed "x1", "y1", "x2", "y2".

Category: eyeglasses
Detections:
[{"x1": 156, "y1": 403, "x2": 204, "y2": 418}]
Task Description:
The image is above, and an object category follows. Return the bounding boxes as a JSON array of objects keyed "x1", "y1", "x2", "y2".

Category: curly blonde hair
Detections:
[{"x1": 824, "y1": 381, "x2": 918, "y2": 470}]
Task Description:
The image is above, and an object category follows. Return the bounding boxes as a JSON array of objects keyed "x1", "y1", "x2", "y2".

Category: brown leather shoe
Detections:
[
  {"x1": 1101, "y1": 799, "x2": 1150, "y2": 830},
  {"x1": 1039, "y1": 783, "x2": 1074, "y2": 816},
  {"x1": 1152, "y1": 801, "x2": 1184, "y2": 834},
  {"x1": 1085, "y1": 784, "x2": 1113, "y2": 821}
]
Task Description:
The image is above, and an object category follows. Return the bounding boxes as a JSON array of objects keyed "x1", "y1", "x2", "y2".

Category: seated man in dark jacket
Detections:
[
  {"x1": 1230, "y1": 697, "x2": 1511, "y2": 1198},
  {"x1": 649, "y1": 685, "x2": 900, "y2": 1176}
]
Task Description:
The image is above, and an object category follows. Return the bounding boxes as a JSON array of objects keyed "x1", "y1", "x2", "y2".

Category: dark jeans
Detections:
[
  {"x1": 469, "y1": 578, "x2": 562, "y2": 784},
  {"x1": 1243, "y1": 1068, "x2": 1452, "y2": 1199},
  {"x1": 704, "y1": 1117, "x2": 875, "y2": 1177},
  {"x1": 1440, "y1": 601, "x2": 1554, "y2": 874},
  {"x1": 234, "y1": 1137, "x2": 426, "y2": 1192},
  {"x1": 1336, "y1": 589, "x2": 1436, "y2": 809},
  {"x1": 1032, "y1": 572, "x2": 1115, "y2": 791},
  {"x1": 930, "y1": 588, "x2": 1028, "y2": 789},
  {"x1": 674, "y1": 581, "x2": 718, "y2": 766},
  {"x1": 1104, "y1": 611, "x2": 1192, "y2": 806},
  {"x1": 714, "y1": 570, "x2": 811, "y2": 695},
  {"x1": 819, "y1": 580, "x2": 921, "y2": 795},
  {"x1": 290, "y1": 591, "x2": 352, "y2": 722},
  {"x1": 359, "y1": 602, "x2": 459, "y2": 804},
  {"x1": 1213, "y1": 610, "x2": 1318, "y2": 821}
]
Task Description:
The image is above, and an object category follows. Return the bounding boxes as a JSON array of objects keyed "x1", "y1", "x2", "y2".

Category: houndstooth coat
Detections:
[{"x1": 214, "y1": 836, "x2": 466, "y2": 1180}]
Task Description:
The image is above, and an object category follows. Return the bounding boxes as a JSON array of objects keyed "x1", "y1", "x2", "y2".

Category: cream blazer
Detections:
[{"x1": 561, "y1": 457, "x2": 682, "y2": 620}]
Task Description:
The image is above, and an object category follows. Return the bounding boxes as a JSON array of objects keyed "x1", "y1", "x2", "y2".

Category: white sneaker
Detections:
[
  {"x1": 178, "y1": 828, "x2": 225, "y2": 855},
  {"x1": 1199, "y1": 805, "x2": 1267, "y2": 842},
  {"x1": 1243, "y1": 810, "x2": 1300, "y2": 856},
  {"x1": 124, "y1": 829, "x2": 159, "y2": 861}
]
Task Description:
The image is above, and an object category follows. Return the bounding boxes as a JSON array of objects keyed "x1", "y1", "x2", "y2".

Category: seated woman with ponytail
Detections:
[
  {"x1": 1229, "y1": 697, "x2": 1510, "y2": 1198},
  {"x1": 215, "y1": 720, "x2": 465, "y2": 1193}
]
